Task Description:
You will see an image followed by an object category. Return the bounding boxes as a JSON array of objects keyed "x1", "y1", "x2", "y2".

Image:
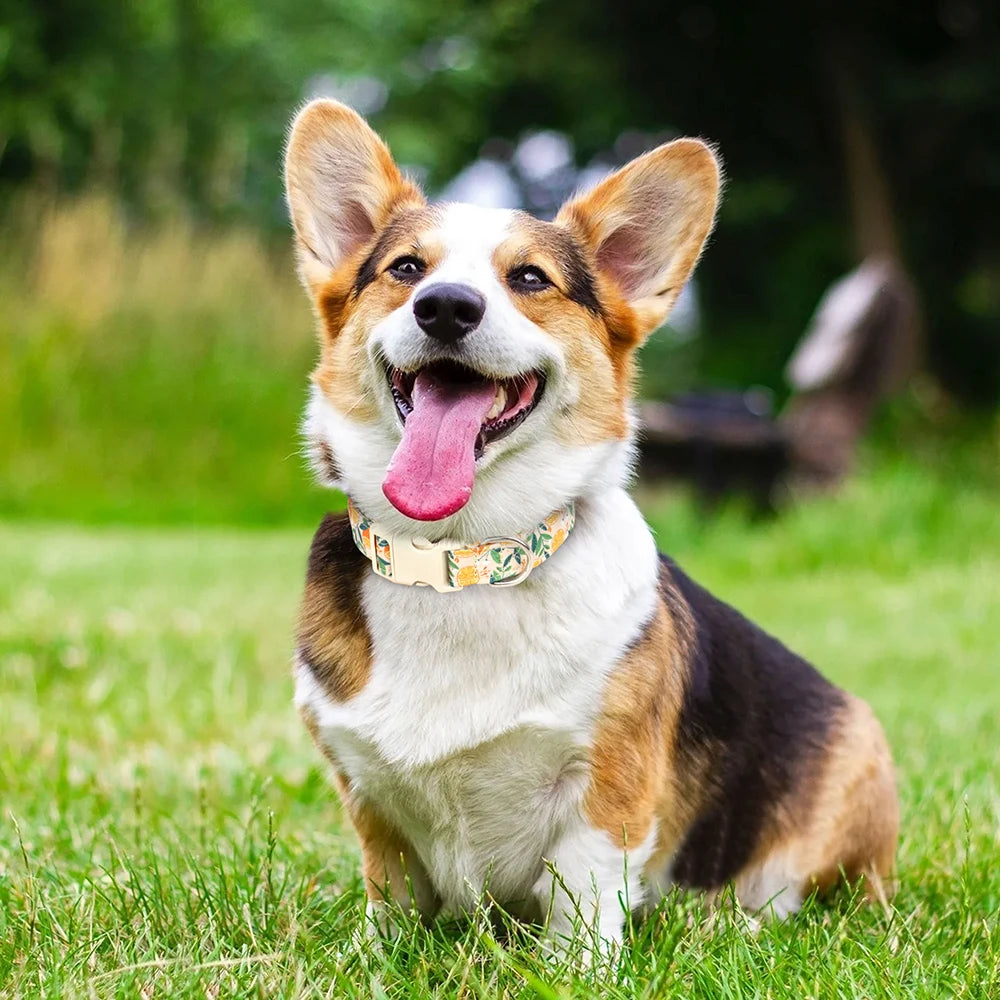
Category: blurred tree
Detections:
[
  {"x1": 471, "y1": 0, "x2": 1000, "y2": 404},
  {"x1": 1, "y1": 0, "x2": 996, "y2": 404},
  {"x1": 0, "y1": 0, "x2": 538, "y2": 220}
]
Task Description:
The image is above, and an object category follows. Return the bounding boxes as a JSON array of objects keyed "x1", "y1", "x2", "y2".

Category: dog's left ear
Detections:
[{"x1": 556, "y1": 139, "x2": 721, "y2": 337}]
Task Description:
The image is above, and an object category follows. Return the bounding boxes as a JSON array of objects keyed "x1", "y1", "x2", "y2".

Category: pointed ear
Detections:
[
  {"x1": 284, "y1": 99, "x2": 424, "y2": 287},
  {"x1": 555, "y1": 139, "x2": 721, "y2": 336}
]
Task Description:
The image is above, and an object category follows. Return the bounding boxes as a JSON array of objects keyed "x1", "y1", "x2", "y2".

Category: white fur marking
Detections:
[
  {"x1": 734, "y1": 850, "x2": 805, "y2": 920},
  {"x1": 534, "y1": 819, "x2": 658, "y2": 953},
  {"x1": 295, "y1": 489, "x2": 661, "y2": 935}
]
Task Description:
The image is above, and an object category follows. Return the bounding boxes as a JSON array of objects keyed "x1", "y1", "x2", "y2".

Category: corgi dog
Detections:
[{"x1": 284, "y1": 99, "x2": 898, "y2": 956}]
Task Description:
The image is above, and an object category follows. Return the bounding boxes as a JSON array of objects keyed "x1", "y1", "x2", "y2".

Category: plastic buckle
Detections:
[{"x1": 381, "y1": 534, "x2": 455, "y2": 593}]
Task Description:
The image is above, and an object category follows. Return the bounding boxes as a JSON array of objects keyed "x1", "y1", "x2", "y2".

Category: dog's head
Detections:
[{"x1": 285, "y1": 100, "x2": 720, "y2": 538}]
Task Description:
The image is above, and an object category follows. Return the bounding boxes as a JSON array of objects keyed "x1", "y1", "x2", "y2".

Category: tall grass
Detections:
[
  {"x1": 1, "y1": 193, "x2": 330, "y2": 524},
  {"x1": 2, "y1": 467, "x2": 998, "y2": 995}
]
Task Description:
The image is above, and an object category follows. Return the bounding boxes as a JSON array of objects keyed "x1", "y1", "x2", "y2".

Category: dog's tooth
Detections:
[{"x1": 486, "y1": 386, "x2": 506, "y2": 421}]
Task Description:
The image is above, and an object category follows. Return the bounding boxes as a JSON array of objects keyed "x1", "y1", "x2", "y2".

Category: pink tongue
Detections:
[{"x1": 382, "y1": 371, "x2": 498, "y2": 521}]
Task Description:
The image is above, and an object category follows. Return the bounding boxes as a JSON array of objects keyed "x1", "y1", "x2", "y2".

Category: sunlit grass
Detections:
[
  {"x1": 3, "y1": 190, "x2": 999, "y2": 996},
  {"x1": 2, "y1": 458, "x2": 999, "y2": 997}
]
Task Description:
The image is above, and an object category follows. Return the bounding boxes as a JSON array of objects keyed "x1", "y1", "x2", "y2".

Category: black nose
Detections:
[{"x1": 412, "y1": 283, "x2": 486, "y2": 344}]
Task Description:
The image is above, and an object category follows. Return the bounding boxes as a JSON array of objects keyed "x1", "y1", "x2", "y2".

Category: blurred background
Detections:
[
  {"x1": 1, "y1": 0, "x2": 998, "y2": 524},
  {"x1": 2, "y1": 8, "x2": 999, "y2": 990}
]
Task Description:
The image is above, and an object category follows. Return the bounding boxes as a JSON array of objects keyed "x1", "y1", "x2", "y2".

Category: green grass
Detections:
[
  {"x1": 3, "y1": 458, "x2": 999, "y2": 998},
  {"x1": 3, "y1": 191, "x2": 999, "y2": 996}
]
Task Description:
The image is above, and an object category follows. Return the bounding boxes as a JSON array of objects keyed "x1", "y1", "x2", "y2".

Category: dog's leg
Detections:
[
  {"x1": 730, "y1": 850, "x2": 806, "y2": 921},
  {"x1": 351, "y1": 800, "x2": 438, "y2": 939},
  {"x1": 298, "y1": 715, "x2": 441, "y2": 937},
  {"x1": 532, "y1": 818, "x2": 652, "y2": 962},
  {"x1": 322, "y1": 763, "x2": 438, "y2": 940},
  {"x1": 732, "y1": 695, "x2": 898, "y2": 918},
  {"x1": 793, "y1": 695, "x2": 899, "y2": 906}
]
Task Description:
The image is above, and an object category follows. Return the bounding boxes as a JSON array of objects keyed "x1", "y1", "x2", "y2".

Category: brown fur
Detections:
[
  {"x1": 583, "y1": 604, "x2": 685, "y2": 847},
  {"x1": 584, "y1": 574, "x2": 719, "y2": 859},
  {"x1": 299, "y1": 579, "x2": 371, "y2": 701},
  {"x1": 581, "y1": 572, "x2": 898, "y2": 904},
  {"x1": 284, "y1": 100, "x2": 424, "y2": 289},
  {"x1": 312, "y1": 440, "x2": 342, "y2": 485},
  {"x1": 789, "y1": 695, "x2": 899, "y2": 898},
  {"x1": 492, "y1": 214, "x2": 642, "y2": 445},
  {"x1": 296, "y1": 513, "x2": 372, "y2": 702},
  {"x1": 556, "y1": 139, "x2": 721, "y2": 334},
  {"x1": 285, "y1": 101, "x2": 430, "y2": 420},
  {"x1": 309, "y1": 206, "x2": 442, "y2": 421},
  {"x1": 310, "y1": 256, "x2": 398, "y2": 422}
]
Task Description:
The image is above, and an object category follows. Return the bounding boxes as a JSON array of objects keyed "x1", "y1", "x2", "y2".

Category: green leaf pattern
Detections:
[
  {"x1": 445, "y1": 502, "x2": 575, "y2": 588},
  {"x1": 347, "y1": 503, "x2": 393, "y2": 579}
]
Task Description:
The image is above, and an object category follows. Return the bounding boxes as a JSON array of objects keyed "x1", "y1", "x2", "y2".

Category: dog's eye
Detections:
[
  {"x1": 508, "y1": 265, "x2": 552, "y2": 292},
  {"x1": 388, "y1": 256, "x2": 426, "y2": 282}
]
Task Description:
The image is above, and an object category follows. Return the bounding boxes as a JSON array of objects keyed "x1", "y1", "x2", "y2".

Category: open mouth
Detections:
[
  {"x1": 387, "y1": 361, "x2": 545, "y2": 460},
  {"x1": 381, "y1": 360, "x2": 546, "y2": 522}
]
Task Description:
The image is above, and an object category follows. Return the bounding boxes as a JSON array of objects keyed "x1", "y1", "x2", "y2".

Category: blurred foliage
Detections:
[
  {"x1": 0, "y1": 191, "x2": 994, "y2": 525},
  {"x1": 0, "y1": 0, "x2": 538, "y2": 221},
  {"x1": 1, "y1": 0, "x2": 998, "y2": 417},
  {"x1": 0, "y1": 193, "x2": 331, "y2": 523}
]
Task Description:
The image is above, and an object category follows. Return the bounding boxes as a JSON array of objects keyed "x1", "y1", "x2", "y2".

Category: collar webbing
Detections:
[{"x1": 347, "y1": 499, "x2": 575, "y2": 592}]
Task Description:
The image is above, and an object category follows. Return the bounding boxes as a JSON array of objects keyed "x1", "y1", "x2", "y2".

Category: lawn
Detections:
[{"x1": 2, "y1": 454, "x2": 999, "y2": 998}]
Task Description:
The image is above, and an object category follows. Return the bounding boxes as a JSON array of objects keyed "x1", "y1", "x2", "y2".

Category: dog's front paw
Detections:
[
  {"x1": 361, "y1": 898, "x2": 410, "y2": 946},
  {"x1": 535, "y1": 923, "x2": 624, "y2": 987}
]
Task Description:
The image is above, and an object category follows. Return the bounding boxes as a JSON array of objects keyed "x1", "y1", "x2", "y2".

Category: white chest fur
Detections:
[{"x1": 294, "y1": 488, "x2": 659, "y2": 912}]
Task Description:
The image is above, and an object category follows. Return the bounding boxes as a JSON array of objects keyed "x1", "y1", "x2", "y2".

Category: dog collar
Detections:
[{"x1": 347, "y1": 499, "x2": 575, "y2": 593}]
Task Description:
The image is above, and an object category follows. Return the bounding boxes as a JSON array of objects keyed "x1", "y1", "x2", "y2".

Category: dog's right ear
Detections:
[{"x1": 284, "y1": 100, "x2": 424, "y2": 288}]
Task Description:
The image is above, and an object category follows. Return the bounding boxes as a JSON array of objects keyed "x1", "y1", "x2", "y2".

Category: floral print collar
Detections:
[{"x1": 347, "y1": 499, "x2": 576, "y2": 593}]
